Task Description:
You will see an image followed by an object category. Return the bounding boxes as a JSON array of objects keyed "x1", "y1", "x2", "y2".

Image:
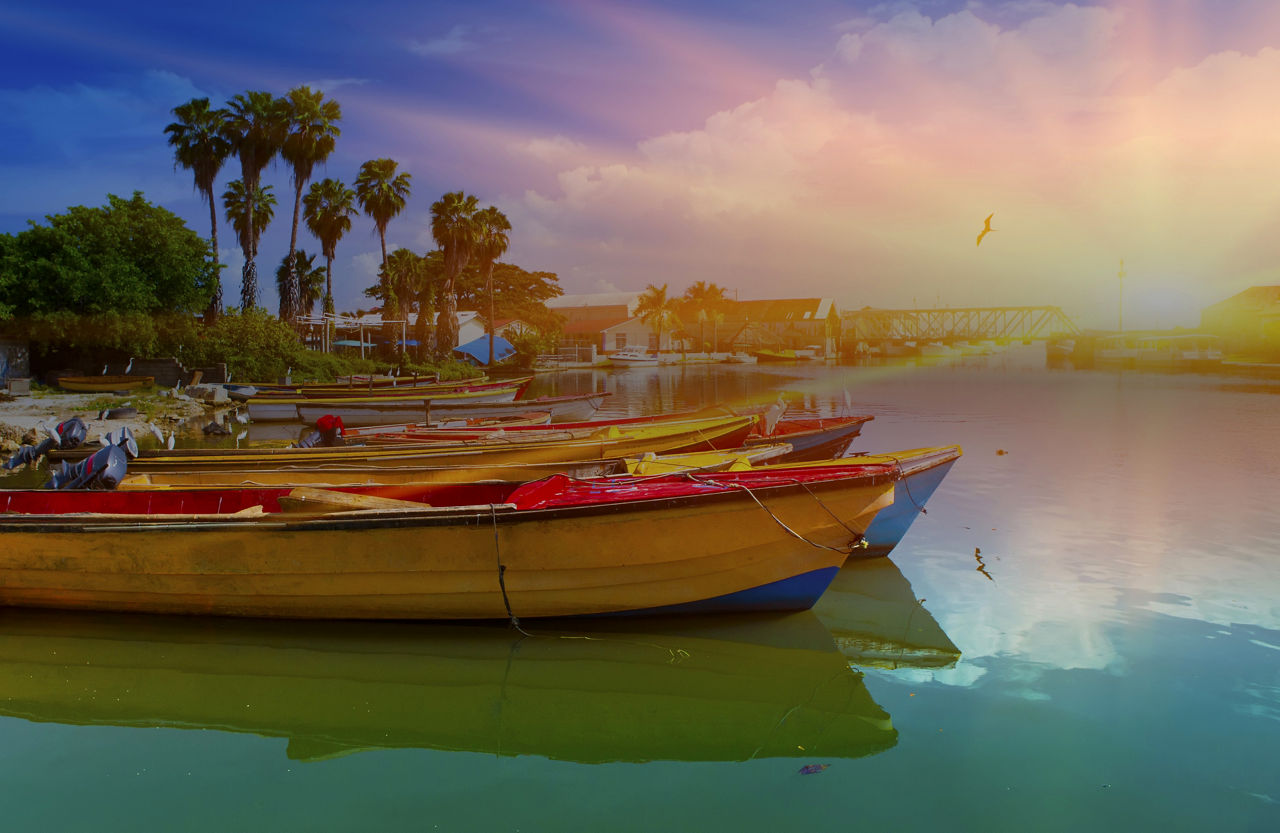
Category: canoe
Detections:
[
  {"x1": 50, "y1": 414, "x2": 758, "y2": 471},
  {"x1": 751, "y1": 349, "x2": 800, "y2": 362},
  {"x1": 0, "y1": 461, "x2": 897, "y2": 619},
  {"x1": 247, "y1": 380, "x2": 529, "y2": 422},
  {"x1": 0, "y1": 608, "x2": 895, "y2": 762},
  {"x1": 746, "y1": 415, "x2": 873, "y2": 462},
  {"x1": 245, "y1": 377, "x2": 530, "y2": 401},
  {"x1": 297, "y1": 391, "x2": 611, "y2": 426},
  {"x1": 56, "y1": 375, "x2": 154, "y2": 392},
  {"x1": 114, "y1": 444, "x2": 798, "y2": 489}
]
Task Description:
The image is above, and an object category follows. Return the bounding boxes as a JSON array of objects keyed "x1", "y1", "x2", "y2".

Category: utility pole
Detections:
[{"x1": 1117, "y1": 258, "x2": 1126, "y2": 331}]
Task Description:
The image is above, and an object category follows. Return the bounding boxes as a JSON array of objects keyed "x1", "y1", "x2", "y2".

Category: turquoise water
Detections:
[{"x1": 2, "y1": 347, "x2": 1278, "y2": 831}]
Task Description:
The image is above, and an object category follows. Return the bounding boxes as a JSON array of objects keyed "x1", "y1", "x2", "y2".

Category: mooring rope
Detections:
[
  {"x1": 489, "y1": 503, "x2": 530, "y2": 635},
  {"x1": 683, "y1": 471, "x2": 858, "y2": 554}
]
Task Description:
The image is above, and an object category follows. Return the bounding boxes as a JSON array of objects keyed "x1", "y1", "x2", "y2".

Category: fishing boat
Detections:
[
  {"x1": 245, "y1": 376, "x2": 525, "y2": 401},
  {"x1": 0, "y1": 608, "x2": 896, "y2": 762},
  {"x1": 296, "y1": 391, "x2": 611, "y2": 426},
  {"x1": 773, "y1": 445, "x2": 963, "y2": 556},
  {"x1": 0, "y1": 461, "x2": 897, "y2": 619},
  {"x1": 722, "y1": 351, "x2": 758, "y2": 364},
  {"x1": 247, "y1": 380, "x2": 530, "y2": 422},
  {"x1": 56, "y1": 375, "x2": 154, "y2": 392},
  {"x1": 50, "y1": 414, "x2": 757, "y2": 471},
  {"x1": 607, "y1": 347, "x2": 661, "y2": 367},
  {"x1": 745, "y1": 415, "x2": 873, "y2": 462}
]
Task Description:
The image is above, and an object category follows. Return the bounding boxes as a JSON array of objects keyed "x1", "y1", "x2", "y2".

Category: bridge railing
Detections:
[{"x1": 841, "y1": 306, "x2": 1079, "y2": 341}]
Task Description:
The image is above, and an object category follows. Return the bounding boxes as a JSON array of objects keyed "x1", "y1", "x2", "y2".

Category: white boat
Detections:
[
  {"x1": 1095, "y1": 334, "x2": 1138, "y2": 367},
  {"x1": 722, "y1": 352, "x2": 758, "y2": 364},
  {"x1": 919, "y1": 342, "x2": 957, "y2": 358},
  {"x1": 608, "y1": 347, "x2": 661, "y2": 367}
]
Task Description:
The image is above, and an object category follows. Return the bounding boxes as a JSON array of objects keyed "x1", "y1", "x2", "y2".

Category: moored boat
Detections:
[
  {"x1": 607, "y1": 347, "x2": 661, "y2": 367},
  {"x1": 0, "y1": 461, "x2": 897, "y2": 619},
  {"x1": 751, "y1": 348, "x2": 800, "y2": 362},
  {"x1": 247, "y1": 380, "x2": 530, "y2": 422},
  {"x1": 56, "y1": 375, "x2": 154, "y2": 392},
  {"x1": 296, "y1": 391, "x2": 611, "y2": 426}
]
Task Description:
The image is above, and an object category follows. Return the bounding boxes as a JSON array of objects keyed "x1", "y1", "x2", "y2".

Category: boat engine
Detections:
[
  {"x1": 2, "y1": 416, "x2": 89, "y2": 470},
  {"x1": 44, "y1": 444, "x2": 129, "y2": 490}
]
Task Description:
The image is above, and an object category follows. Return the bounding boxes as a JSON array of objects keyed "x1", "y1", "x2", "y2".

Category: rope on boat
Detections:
[
  {"x1": 683, "y1": 472, "x2": 858, "y2": 555},
  {"x1": 489, "y1": 503, "x2": 530, "y2": 636},
  {"x1": 859, "y1": 453, "x2": 926, "y2": 514}
]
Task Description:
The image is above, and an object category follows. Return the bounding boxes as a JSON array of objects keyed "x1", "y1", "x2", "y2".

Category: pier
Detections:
[{"x1": 840, "y1": 305, "x2": 1079, "y2": 353}]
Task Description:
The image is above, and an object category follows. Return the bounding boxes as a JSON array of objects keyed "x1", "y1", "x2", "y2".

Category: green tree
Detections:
[
  {"x1": 430, "y1": 191, "x2": 480, "y2": 355},
  {"x1": 222, "y1": 180, "x2": 276, "y2": 302},
  {"x1": 455, "y1": 262, "x2": 563, "y2": 335},
  {"x1": 0, "y1": 192, "x2": 214, "y2": 318},
  {"x1": 164, "y1": 97, "x2": 232, "y2": 322},
  {"x1": 473, "y1": 206, "x2": 511, "y2": 367},
  {"x1": 225, "y1": 91, "x2": 287, "y2": 310},
  {"x1": 280, "y1": 86, "x2": 341, "y2": 322},
  {"x1": 276, "y1": 249, "x2": 326, "y2": 318},
  {"x1": 368, "y1": 248, "x2": 436, "y2": 359},
  {"x1": 303, "y1": 177, "x2": 358, "y2": 315},
  {"x1": 682, "y1": 280, "x2": 728, "y2": 352},
  {"x1": 635, "y1": 283, "x2": 681, "y2": 351},
  {"x1": 355, "y1": 158, "x2": 412, "y2": 341}
]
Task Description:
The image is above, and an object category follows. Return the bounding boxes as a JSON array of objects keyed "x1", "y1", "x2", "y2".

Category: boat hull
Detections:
[
  {"x1": 0, "y1": 475, "x2": 893, "y2": 619},
  {"x1": 248, "y1": 385, "x2": 525, "y2": 423},
  {"x1": 301, "y1": 393, "x2": 610, "y2": 426},
  {"x1": 57, "y1": 376, "x2": 154, "y2": 392}
]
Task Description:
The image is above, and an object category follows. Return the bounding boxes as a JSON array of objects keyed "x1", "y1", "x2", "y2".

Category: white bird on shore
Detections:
[
  {"x1": 166, "y1": 432, "x2": 175, "y2": 450},
  {"x1": 146, "y1": 422, "x2": 165, "y2": 444},
  {"x1": 235, "y1": 411, "x2": 249, "y2": 424},
  {"x1": 101, "y1": 365, "x2": 108, "y2": 375},
  {"x1": 124, "y1": 358, "x2": 133, "y2": 375}
]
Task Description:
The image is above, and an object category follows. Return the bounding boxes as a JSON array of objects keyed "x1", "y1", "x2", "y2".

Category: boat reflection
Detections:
[
  {"x1": 814, "y1": 557, "x2": 961, "y2": 669},
  {"x1": 0, "y1": 609, "x2": 895, "y2": 764}
]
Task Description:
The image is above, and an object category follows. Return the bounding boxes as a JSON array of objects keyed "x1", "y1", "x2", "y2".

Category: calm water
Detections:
[{"x1": 2, "y1": 347, "x2": 1279, "y2": 832}]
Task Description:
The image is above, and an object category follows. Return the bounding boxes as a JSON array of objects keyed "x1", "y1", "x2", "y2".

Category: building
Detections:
[{"x1": 1201, "y1": 286, "x2": 1280, "y2": 355}]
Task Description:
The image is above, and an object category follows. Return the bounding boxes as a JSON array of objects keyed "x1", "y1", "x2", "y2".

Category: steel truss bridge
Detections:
[{"x1": 841, "y1": 306, "x2": 1079, "y2": 343}]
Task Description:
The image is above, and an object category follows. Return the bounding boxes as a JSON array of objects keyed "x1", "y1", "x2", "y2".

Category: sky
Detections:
[{"x1": 4, "y1": 0, "x2": 1280, "y2": 329}]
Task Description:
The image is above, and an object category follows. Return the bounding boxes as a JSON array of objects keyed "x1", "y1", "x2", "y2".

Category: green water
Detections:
[{"x1": 1, "y1": 346, "x2": 1277, "y2": 831}]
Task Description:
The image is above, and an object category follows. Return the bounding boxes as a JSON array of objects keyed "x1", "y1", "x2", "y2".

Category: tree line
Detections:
[
  {"x1": 165, "y1": 87, "x2": 559, "y2": 359},
  {"x1": 634, "y1": 281, "x2": 733, "y2": 351}
]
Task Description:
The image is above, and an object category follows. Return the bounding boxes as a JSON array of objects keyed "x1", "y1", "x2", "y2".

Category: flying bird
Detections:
[{"x1": 976, "y1": 213, "x2": 996, "y2": 247}]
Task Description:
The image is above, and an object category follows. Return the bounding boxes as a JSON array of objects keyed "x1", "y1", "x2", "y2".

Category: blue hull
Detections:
[
  {"x1": 862, "y1": 459, "x2": 957, "y2": 556},
  {"x1": 601, "y1": 566, "x2": 841, "y2": 618}
]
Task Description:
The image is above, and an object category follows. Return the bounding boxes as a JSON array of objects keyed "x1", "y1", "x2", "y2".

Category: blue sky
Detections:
[{"x1": 3, "y1": 1, "x2": 1278, "y2": 327}]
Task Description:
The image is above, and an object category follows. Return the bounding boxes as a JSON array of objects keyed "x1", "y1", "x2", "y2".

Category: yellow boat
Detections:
[
  {"x1": 0, "y1": 461, "x2": 896, "y2": 619},
  {"x1": 57, "y1": 414, "x2": 757, "y2": 472},
  {"x1": 56, "y1": 375, "x2": 153, "y2": 392},
  {"x1": 0, "y1": 608, "x2": 895, "y2": 762}
]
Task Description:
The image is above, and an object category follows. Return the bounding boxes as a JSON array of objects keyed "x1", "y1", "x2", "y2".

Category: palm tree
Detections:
[
  {"x1": 429, "y1": 191, "x2": 480, "y2": 354},
  {"x1": 276, "y1": 250, "x2": 326, "y2": 318},
  {"x1": 380, "y1": 248, "x2": 435, "y2": 359},
  {"x1": 164, "y1": 98, "x2": 232, "y2": 321},
  {"x1": 225, "y1": 91, "x2": 287, "y2": 311},
  {"x1": 682, "y1": 280, "x2": 728, "y2": 352},
  {"x1": 223, "y1": 180, "x2": 277, "y2": 309},
  {"x1": 303, "y1": 178, "x2": 358, "y2": 316},
  {"x1": 355, "y1": 158, "x2": 412, "y2": 345},
  {"x1": 635, "y1": 283, "x2": 682, "y2": 353},
  {"x1": 280, "y1": 86, "x2": 341, "y2": 322},
  {"x1": 473, "y1": 206, "x2": 512, "y2": 366}
]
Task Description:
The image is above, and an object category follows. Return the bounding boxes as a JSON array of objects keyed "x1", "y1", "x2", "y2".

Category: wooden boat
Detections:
[
  {"x1": 0, "y1": 608, "x2": 896, "y2": 762},
  {"x1": 722, "y1": 351, "x2": 758, "y2": 364},
  {"x1": 56, "y1": 375, "x2": 153, "y2": 392},
  {"x1": 245, "y1": 376, "x2": 528, "y2": 401},
  {"x1": 52, "y1": 414, "x2": 757, "y2": 471},
  {"x1": 296, "y1": 391, "x2": 611, "y2": 426},
  {"x1": 115, "y1": 444, "x2": 797, "y2": 489},
  {"x1": 768, "y1": 445, "x2": 963, "y2": 556},
  {"x1": 0, "y1": 461, "x2": 897, "y2": 619},
  {"x1": 746, "y1": 415, "x2": 873, "y2": 462},
  {"x1": 247, "y1": 380, "x2": 530, "y2": 422}
]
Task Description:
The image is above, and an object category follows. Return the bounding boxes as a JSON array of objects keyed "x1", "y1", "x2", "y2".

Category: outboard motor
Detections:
[
  {"x1": 3, "y1": 416, "x2": 90, "y2": 470},
  {"x1": 102, "y1": 426, "x2": 140, "y2": 460},
  {"x1": 296, "y1": 414, "x2": 346, "y2": 449},
  {"x1": 43, "y1": 444, "x2": 129, "y2": 490}
]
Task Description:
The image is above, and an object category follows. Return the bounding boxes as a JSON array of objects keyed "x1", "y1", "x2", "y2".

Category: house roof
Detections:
[
  {"x1": 562, "y1": 316, "x2": 633, "y2": 335},
  {"x1": 1203, "y1": 286, "x2": 1280, "y2": 314},
  {"x1": 547, "y1": 292, "x2": 640, "y2": 311},
  {"x1": 729, "y1": 298, "x2": 832, "y2": 322}
]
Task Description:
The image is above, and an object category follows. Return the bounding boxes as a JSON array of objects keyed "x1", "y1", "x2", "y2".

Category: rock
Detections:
[
  {"x1": 202, "y1": 421, "x2": 232, "y2": 435},
  {"x1": 185, "y1": 384, "x2": 229, "y2": 404}
]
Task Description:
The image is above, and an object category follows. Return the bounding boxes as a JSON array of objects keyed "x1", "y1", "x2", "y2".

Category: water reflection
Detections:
[
  {"x1": 814, "y1": 557, "x2": 960, "y2": 670},
  {"x1": 0, "y1": 608, "x2": 895, "y2": 764}
]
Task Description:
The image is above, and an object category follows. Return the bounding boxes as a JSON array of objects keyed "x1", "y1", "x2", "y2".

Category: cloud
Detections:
[
  {"x1": 511, "y1": 3, "x2": 1280, "y2": 325},
  {"x1": 408, "y1": 25, "x2": 475, "y2": 57},
  {"x1": 302, "y1": 77, "x2": 369, "y2": 91}
]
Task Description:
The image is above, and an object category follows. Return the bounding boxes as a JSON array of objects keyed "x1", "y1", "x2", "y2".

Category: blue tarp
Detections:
[{"x1": 453, "y1": 335, "x2": 516, "y2": 365}]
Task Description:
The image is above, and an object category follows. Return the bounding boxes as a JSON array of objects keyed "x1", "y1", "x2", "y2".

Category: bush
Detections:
[{"x1": 177, "y1": 308, "x2": 305, "y2": 383}]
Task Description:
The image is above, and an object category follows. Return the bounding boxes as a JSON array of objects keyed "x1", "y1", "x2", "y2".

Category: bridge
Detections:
[{"x1": 840, "y1": 306, "x2": 1079, "y2": 344}]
